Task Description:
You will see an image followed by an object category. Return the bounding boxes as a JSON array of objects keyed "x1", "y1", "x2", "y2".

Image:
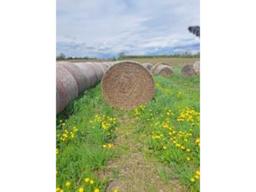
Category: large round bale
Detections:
[
  {"x1": 56, "y1": 65, "x2": 79, "y2": 113},
  {"x1": 61, "y1": 63, "x2": 90, "y2": 94},
  {"x1": 101, "y1": 61, "x2": 155, "y2": 110},
  {"x1": 193, "y1": 60, "x2": 200, "y2": 74},
  {"x1": 142, "y1": 63, "x2": 153, "y2": 71},
  {"x1": 153, "y1": 64, "x2": 174, "y2": 77},
  {"x1": 87, "y1": 62, "x2": 105, "y2": 82},
  {"x1": 73, "y1": 63, "x2": 99, "y2": 88},
  {"x1": 181, "y1": 64, "x2": 196, "y2": 77}
]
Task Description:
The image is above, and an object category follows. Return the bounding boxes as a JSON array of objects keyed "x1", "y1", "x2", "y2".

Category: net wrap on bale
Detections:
[
  {"x1": 56, "y1": 61, "x2": 114, "y2": 113},
  {"x1": 181, "y1": 64, "x2": 196, "y2": 77},
  {"x1": 142, "y1": 63, "x2": 153, "y2": 71},
  {"x1": 153, "y1": 64, "x2": 174, "y2": 77},
  {"x1": 56, "y1": 65, "x2": 79, "y2": 113},
  {"x1": 101, "y1": 61, "x2": 155, "y2": 110}
]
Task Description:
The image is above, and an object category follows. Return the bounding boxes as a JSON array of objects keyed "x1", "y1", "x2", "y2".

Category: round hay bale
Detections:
[
  {"x1": 152, "y1": 62, "x2": 172, "y2": 73},
  {"x1": 154, "y1": 64, "x2": 173, "y2": 77},
  {"x1": 142, "y1": 63, "x2": 153, "y2": 71},
  {"x1": 62, "y1": 63, "x2": 90, "y2": 93},
  {"x1": 87, "y1": 62, "x2": 105, "y2": 82},
  {"x1": 181, "y1": 64, "x2": 196, "y2": 77},
  {"x1": 73, "y1": 63, "x2": 99, "y2": 88},
  {"x1": 193, "y1": 60, "x2": 200, "y2": 75},
  {"x1": 56, "y1": 65, "x2": 78, "y2": 113},
  {"x1": 101, "y1": 61, "x2": 155, "y2": 110}
]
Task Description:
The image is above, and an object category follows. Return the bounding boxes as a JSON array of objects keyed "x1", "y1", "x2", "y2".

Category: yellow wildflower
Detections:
[
  {"x1": 78, "y1": 187, "x2": 84, "y2": 192},
  {"x1": 94, "y1": 188, "x2": 100, "y2": 192},
  {"x1": 65, "y1": 181, "x2": 71, "y2": 187},
  {"x1": 186, "y1": 157, "x2": 191, "y2": 161},
  {"x1": 84, "y1": 177, "x2": 90, "y2": 183},
  {"x1": 190, "y1": 177, "x2": 195, "y2": 182},
  {"x1": 90, "y1": 179, "x2": 94, "y2": 184}
]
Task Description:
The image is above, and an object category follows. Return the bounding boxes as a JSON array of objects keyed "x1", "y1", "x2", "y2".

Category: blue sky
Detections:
[{"x1": 57, "y1": 0, "x2": 200, "y2": 58}]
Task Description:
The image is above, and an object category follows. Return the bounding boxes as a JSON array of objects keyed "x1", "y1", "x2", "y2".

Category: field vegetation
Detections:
[{"x1": 56, "y1": 59, "x2": 200, "y2": 192}]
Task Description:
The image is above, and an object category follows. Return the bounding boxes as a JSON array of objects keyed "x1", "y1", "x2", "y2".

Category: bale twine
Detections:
[
  {"x1": 56, "y1": 64, "x2": 78, "y2": 113},
  {"x1": 73, "y1": 63, "x2": 99, "y2": 88},
  {"x1": 153, "y1": 64, "x2": 174, "y2": 77},
  {"x1": 181, "y1": 64, "x2": 196, "y2": 77},
  {"x1": 193, "y1": 60, "x2": 200, "y2": 75},
  {"x1": 142, "y1": 63, "x2": 153, "y2": 71},
  {"x1": 101, "y1": 61, "x2": 155, "y2": 110},
  {"x1": 62, "y1": 63, "x2": 90, "y2": 93}
]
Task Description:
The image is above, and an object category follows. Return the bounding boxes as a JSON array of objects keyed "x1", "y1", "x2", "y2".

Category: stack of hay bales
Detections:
[
  {"x1": 152, "y1": 63, "x2": 174, "y2": 77},
  {"x1": 101, "y1": 61, "x2": 155, "y2": 110},
  {"x1": 56, "y1": 61, "x2": 113, "y2": 113},
  {"x1": 181, "y1": 64, "x2": 196, "y2": 77}
]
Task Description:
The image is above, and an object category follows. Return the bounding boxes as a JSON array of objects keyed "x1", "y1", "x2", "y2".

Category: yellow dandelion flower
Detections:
[
  {"x1": 90, "y1": 179, "x2": 94, "y2": 184},
  {"x1": 84, "y1": 178, "x2": 90, "y2": 183},
  {"x1": 175, "y1": 143, "x2": 181, "y2": 148},
  {"x1": 195, "y1": 175, "x2": 200, "y2": 179},
  {"x1": 163, "y1": 146, "x2": 167, "y2": 150},
  {"x1": 78, "y1": 187, "x2": 84, "y2": 192},
  {"x1": 65, "y1": 181, "x2": 71, "y2": 187},
  {"x1": 196, "y1": 170, "x2": 200, "y2": 176},
  {"x1": 113, "y1": 189, "x2": 119, "y2": 192},
  {"x1": 94, "y1": 188, "x2": 100, "y2": 192},
  {"x1": 56, "y1": 187, "x2": 62, "y2": 192},
  {"x1": 186, "y1": 148, "x2": 191, "y2": 152},
  {"x1": 190, "y1": 177, "x2": 195, "y2": 182},
  {"x1": 186, "y1": 157, "x2": 191, "y2": 161}
]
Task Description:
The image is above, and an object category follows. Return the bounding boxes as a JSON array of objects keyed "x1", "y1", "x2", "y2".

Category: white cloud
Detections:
[{"x1": 57, "y1": 0, "x2": 200, "y2": 57}]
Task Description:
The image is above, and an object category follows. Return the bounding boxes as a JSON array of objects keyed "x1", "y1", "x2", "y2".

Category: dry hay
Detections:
[
  {"x1": 73, "y1": 63, "x2": 99, "y2": 88},
  {"x1": 101, "y1": 61, "x2": 155, "y2": 110},
  {"x1": 57, "y1": 62, "x2": 114, "y2": 113},
  {"x1": 153, "y1": 64, "x2": 174, "y2": 77},
  {"x1": 152, "y1": 62, "x2": 172, "y2": 72},
  {"x1": 86, "y1": 62, "x2": 105, "y2": 82},
  {"x1": 62, "y1": 63, "x2": 90, "y2": 93},
  {"x1": 141, "y1": 63, "x2": 153, "y2": 71},
  {"x1": 181, "y1": 64, "x2": 196, "y2": 77},
  {"x1": 193, "y1": 60, "x2": 200, "y2": 75},
  {"x1": 56, "y1": 64, "x2": 78, "y2": 113}
]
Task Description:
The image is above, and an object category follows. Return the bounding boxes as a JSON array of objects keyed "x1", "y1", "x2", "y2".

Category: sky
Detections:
[{"x1": 57, "y1": 0, "x2": 200, "y2": 58}]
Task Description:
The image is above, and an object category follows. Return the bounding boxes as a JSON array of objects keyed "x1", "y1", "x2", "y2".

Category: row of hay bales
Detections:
[
  {"x1": 141, "y1": 61, "x2": 200, "y2": 77},
  {"x1": 56, "y1": 61, "x2": 113, "y2": 113},
  {"x1": 57, "y1": 60, "x2": 200, "y2": 113}
]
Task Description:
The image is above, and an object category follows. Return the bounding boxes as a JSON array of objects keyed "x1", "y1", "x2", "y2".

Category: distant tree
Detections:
[
  {"x1": 56, "y1": 53, "x2": 66, "y2": 60},
  {"x1": 118, "y1": 52, "x2": 126, "y2": 59}
]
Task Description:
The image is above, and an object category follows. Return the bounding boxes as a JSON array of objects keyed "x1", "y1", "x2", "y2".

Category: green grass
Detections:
[
  {"x1": 130, "y1": 73, "x2": 200, "y2": 191},
  {"x1": 56, "y1": 66, "x2": 200, "y2": 192},
  {"x1": 56, "y1": 86, "x2": 120, "y2": 192}
]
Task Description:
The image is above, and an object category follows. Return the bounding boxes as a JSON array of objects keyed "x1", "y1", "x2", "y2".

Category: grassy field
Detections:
[
  {"x1": 64, "y1": 57, "x2": 199, "y2": 67},
  {"x1": 56, "y1": 62, "x2": 200, "y2": 192}
]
